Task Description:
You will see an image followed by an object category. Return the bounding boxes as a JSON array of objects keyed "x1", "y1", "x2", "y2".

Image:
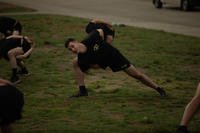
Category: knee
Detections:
[
  {"x1": 124, "y1": 66, "x2": 144, "y2": 80},
  {"x1": 72, "y1": 59, "x2": 79, "y2": 68},
  {"x1": 7, "y1": 51, "x2": 15, "y2": 58},
  {"x1": 193, "y1": 84, "x2": 200, "y2": 101},
  {"x1": 193, "y1": 93, "x2": 200, "y2": 102}
]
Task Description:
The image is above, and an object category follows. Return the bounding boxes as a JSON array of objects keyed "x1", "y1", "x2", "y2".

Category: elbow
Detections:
[
  {"x1": 97, "y1": 29, "x2": 104, "y2": 39},
  {"x1": 90, "y1": 19, "x2": 97, "y2": 23}
]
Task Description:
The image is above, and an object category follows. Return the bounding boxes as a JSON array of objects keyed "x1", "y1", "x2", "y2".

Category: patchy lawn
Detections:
[{"x1": 0, "y1": 14, "x2": 199, "y2": 133}]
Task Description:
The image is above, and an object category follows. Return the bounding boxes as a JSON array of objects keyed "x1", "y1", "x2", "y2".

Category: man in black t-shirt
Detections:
[
  {"x1": 0, "y1": 35, "x2": 34, "y2": 84},
  {"x1": 0, "y1": 17, "x2": 22, "y2": 38},
  {"x1": 65, "y1": 29, "x2": 166, "y2": 98}
]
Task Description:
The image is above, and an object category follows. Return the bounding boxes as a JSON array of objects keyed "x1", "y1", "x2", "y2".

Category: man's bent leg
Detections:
[
  {"x1": 73, "y1": 58, "x2": 85, "y2": 86},
  {"x1": 7, "y1": 48, "x2": 23, "y2": 83},
  {"x1": 17, "y1": 60, "x2": 29, "y2": 76},
  {"x1": 70, "y1": 58, "x2": 88, "y2": 98}
]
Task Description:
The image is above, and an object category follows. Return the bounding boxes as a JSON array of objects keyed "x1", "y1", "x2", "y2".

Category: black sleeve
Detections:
[
  {"x1": 85, "y1": 22, "x2": 97, "y2": 34},
  {"x1": 81, "y1": 30, "x2": 103, "y2": 45},
  {"x1": 100, "y1": 24, "x2": 115, "y2": 37},
  {"x1": 85, "y1": 21, "x2": 115, "y2": 39},
  {"x1": 14, "y1": 22, "x2": 22, "y2": 33}
]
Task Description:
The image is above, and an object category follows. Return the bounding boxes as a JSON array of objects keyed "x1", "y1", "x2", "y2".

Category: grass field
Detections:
[{"x1": 0, "y1": 13, "x2": 200, "y2": 133}]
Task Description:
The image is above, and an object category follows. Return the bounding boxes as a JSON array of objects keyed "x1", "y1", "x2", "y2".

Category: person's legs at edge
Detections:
[
  {"x1": 123, "y1": 65, "x2": 166, "y2": 96},
  {"x1": 177, "y1": 83, "x2": 200, "y2": 133}
]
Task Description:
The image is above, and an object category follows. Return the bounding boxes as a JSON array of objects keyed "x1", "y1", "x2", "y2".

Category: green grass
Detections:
[{"x1": 0, "y1": 14, "x2": 200, "y2": 133}]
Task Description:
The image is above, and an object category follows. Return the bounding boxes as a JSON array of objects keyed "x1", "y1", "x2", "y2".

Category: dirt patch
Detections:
[
  {"x1": 184, "y1": 64, "x2": 200, "y2": 74},
  {"x1": 85, "y1": 69, "x2": 133, "y2": 92},
  {"x1": 106, "y1": 112, "x2": 124, "y2": 121},
  {"x1": 35, "y1": 44, "x2": 59, "y2": 52}
]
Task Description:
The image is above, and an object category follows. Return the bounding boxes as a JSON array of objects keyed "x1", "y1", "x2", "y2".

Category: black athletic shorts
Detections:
[
  {"x1": 0, "y1": 38, "x2": 23, "y2": 60},
  {"x1": 98, "y1": 46, "x2": 131, "y2": 72},
  {"x1": 78, "y1": 44, "x2": 131, "y2": 72},
  {"x1": 0, "y1": 47, "x2": 9, "y2": 60},
  {"x1": 0, "y1": 39, "x2": 6, "y2": 59},
  {"x1": 0, "y1": 85, "x2": 24, "y2": 126}
]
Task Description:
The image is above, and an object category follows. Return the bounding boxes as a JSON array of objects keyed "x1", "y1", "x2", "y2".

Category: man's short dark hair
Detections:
[{"x1": 65, "y1": 38, "x2": 75, "y2": 48}]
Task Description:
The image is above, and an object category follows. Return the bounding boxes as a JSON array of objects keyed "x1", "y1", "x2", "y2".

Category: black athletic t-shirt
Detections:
[
  {"x1": 78, "y1": 30, "x2": 130, "y2": 72},
  {"x1": 78, "y1": 30, "x2": 103, "y2": 71}
]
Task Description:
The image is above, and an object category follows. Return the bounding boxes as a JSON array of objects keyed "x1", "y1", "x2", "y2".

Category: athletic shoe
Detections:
[
  {"x1": 10, "y1": 75, "x2": 21, "y2": 84},
  {"x1": 69, "y1": 91, "x2": 88, "y2": 98},
  {"x1": 156, "y1": 87, "x2": 167, "y2": 97},
  {"x1": 177, "y1": 126, "x2": 189, "y2": 133},
  {"x1": 17, "y1": 68, "x2": 30, "y2": 76}
]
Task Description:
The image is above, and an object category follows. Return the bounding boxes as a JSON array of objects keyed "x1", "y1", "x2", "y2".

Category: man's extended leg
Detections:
[
  {"x1": 177, "y1": 83, "x2": 200, "y2": 133},
  {"x1": 123, "y1": 65, "x2": 166, "y2": 96},
  {"x1": 70, "y1": 58, "x2": 88, "y2": 97}
]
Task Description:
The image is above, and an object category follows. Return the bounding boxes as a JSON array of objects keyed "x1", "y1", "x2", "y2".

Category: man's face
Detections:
[{"x1": 68, "y1": 41, "x2": 79, "y2": 54}]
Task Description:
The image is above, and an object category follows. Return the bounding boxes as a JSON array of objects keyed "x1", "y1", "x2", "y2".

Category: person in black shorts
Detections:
[
  {"x1": 65, "y1": 29, "x2": 166, "y2": 98},
  {"x1": 177, "y1": 83, "x2": 200, "y2": 133},
  {"x1": 0, "y1": 78, "x2": 24, "y2": 133},
  {"x1": 0, "y1": 35, "x2": 34, "y2": 84},
  {"x1": 0, "y1": 17, "x2": 22, "y2": 38},
  {"x1": 85, "y1": 19, "x2": 115, "y2": 44}
]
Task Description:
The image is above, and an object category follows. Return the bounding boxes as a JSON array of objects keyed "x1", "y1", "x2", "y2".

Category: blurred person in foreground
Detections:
[{"x1": 0, "y1": 78, "x2": 24, "y2": 133}]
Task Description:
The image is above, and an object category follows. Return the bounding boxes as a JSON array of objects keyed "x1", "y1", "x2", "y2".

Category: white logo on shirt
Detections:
[{"x1": 93, "y1": 44, "x2": 99, "y2": 51}]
